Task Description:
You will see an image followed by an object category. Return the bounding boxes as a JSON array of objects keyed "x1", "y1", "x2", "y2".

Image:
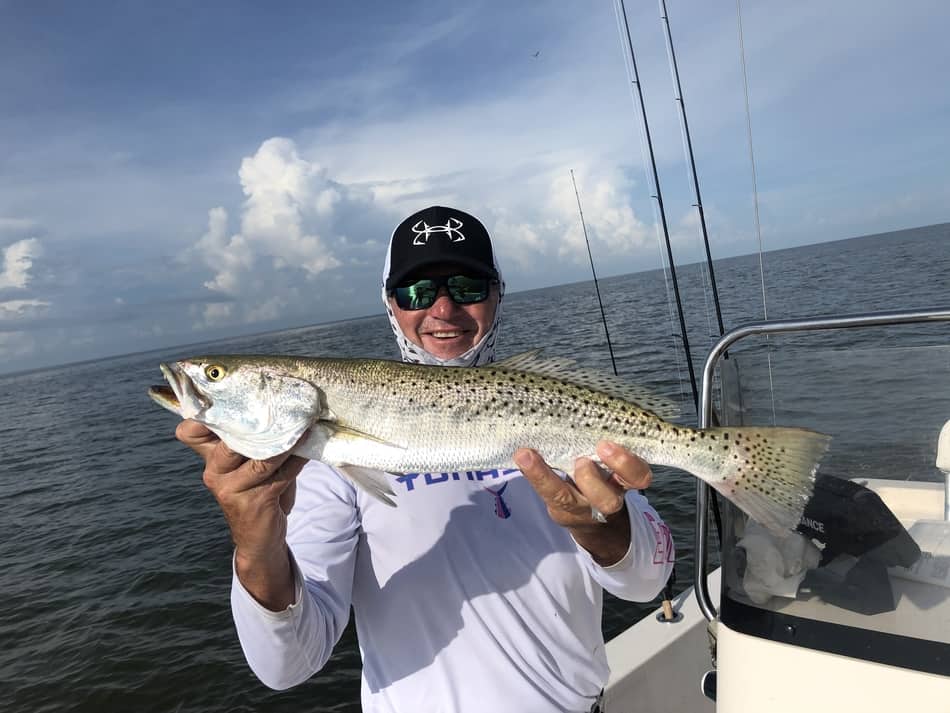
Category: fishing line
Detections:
[
  {"x1": 615, "y1": 0, "x2": 702, "y2": 623},
  {"x1": 614, "y1": 0, "x2": 700, "y2": 414},
  {"x1": 570, "y1": 169, "x2": 619, "y2": 377},
  {"x1": 736, "y1": 0, "x2": 777, "y2": 424},
  {"x1": 658, "y1": 0, "x2": 726, "y2": 553},
  {"x1": 658, "y1": 0, "x2": 725, "y2": 340},
  {"x1": 612, "y1": 0, "x2": 688, "y2": 407}
]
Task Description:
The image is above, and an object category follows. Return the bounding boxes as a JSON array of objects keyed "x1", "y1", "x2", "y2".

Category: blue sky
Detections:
[{"x1": 1, "y1": 0, "x2": 948, "y2": 373}]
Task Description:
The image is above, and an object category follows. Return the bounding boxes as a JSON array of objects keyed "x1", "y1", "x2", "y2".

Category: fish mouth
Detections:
[
  {"x1": 148, "y1": 384, "x2": 180, "y2": 413},
  {"x1": 148, "y1": 362, "x2": 209, "y2": 418}
]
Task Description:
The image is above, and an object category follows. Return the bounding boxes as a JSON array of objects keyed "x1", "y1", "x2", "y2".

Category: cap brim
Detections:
[{"x1": 385, "y1": 257, "x2": 498, "y2": 290}]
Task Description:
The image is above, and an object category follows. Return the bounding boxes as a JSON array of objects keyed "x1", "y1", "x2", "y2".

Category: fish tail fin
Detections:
[
  {"x1": 704, "y1": 426, "x2": 831, "y2": 533},
  {"x1": 336, "y1": 464, "x2": 397, "y2": 507}
]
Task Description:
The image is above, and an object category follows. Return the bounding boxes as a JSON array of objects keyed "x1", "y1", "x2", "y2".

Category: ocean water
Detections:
[{"x1": 1, "y1": 223, "x2": 948, "y2": 712}]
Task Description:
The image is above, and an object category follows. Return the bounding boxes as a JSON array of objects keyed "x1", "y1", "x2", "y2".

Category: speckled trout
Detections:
[{"x1": 149, "y1": 351, "x2": 831, "y2": 533}]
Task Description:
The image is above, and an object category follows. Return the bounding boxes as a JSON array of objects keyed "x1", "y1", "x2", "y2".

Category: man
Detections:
[{"x1": 177, "y1": 206, "x2": 674, "y2": 713}]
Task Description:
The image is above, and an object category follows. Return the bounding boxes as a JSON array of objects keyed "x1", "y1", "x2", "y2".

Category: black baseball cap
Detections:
[{"x1": 385, "y1": 206, "x2": 499, "y2": 290}]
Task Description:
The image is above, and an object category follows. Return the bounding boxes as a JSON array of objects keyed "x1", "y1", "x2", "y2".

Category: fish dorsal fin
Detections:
[
  {"x1": 493, "y1": 349, "x2": 574, "y2": 373},
  {"x1": 490, "y1": 350, "x2": 681, "y2": 420}
]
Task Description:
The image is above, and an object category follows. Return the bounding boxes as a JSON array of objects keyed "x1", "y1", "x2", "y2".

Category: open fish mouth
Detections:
[
  {"x1": 148, "y1": 362, "x2": 209, "y2": 418},
  {"x1": 148, "y1": 384, "x2": 180, "y2": 413}
]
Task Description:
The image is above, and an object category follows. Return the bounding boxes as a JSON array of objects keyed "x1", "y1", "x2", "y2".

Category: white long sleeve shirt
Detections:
[{"x1": 231, "y1": 461, "x2": 675, "y2": 713}]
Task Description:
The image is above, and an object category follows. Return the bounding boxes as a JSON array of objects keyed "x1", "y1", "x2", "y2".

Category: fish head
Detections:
[{"x1": 149, "y1": 356, "x2": 324, "y2": 460}]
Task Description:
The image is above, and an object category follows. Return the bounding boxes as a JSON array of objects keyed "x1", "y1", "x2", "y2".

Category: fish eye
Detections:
[{"x1": 205, "y1": 364, "x2": 227, "y2": 381}]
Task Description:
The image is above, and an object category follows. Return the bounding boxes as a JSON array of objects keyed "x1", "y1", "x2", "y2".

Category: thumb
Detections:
[
  {"x1": 275, "y1": 455, "x2": 307, "y2": 514},
  {"x1": 279, "y1": 479, "x2": 297, "y2": 515}
]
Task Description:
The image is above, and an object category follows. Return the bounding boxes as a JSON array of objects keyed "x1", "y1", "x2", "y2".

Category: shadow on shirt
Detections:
[{"x1": 350, "y1": 475, "x2": 599, "y2": 694}]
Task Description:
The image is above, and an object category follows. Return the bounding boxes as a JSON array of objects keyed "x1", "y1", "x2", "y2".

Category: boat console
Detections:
[{"x1": 700, "y1": 309, "x2": 950, "y2": 711}]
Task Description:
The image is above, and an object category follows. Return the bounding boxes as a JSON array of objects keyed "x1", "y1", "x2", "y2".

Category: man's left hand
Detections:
[{"x1": 514, "y1": 441, "x2": 652, "y2": 567}]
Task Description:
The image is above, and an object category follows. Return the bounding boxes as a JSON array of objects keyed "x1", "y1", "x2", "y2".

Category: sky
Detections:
[{"x1": 1, "y1": 0, "x2": 948, "y2": 374}]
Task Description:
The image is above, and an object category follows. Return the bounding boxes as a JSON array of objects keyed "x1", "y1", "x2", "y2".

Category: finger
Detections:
[
  {"x1": 279, "y1": 479, "x2": 297, "y2": 515},
  {"x1": 514, "y1": 448, "x2": 584, "y2": 514},
  {"x1": 276, "y1": 456, "x2": 307, "y2": 514},
  {"x1": 514, "y1": 448, "x2": 590, "y2": 525},
  {"x1": 219, "y1": 444, "x2": 299, "y2": 493},
  {"x1": 596, "y1": 441, "x2": 653, "y2": 490},
  {"x1": 572, "y1": 457, "x2": 625, "y2": 518},
  {"x1": 205, "y1": 438, "x2": 252, "y2": 477},
  {"x1": 278, "y1": 455, "x2": 308, "y2": 480},
  {"x1": 176, "y1": 420, "x2": 221, "y2": 459},
  {"x1": 210, "y1": 437, "x2": 310, "y2": 494}
]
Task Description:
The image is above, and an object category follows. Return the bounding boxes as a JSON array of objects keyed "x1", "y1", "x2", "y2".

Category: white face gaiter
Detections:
[{"x1": 381, "y1": 237, "x2": 505, "y2": 367}]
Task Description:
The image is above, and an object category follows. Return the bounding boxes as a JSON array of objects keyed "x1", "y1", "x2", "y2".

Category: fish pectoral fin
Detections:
[
  {"x1": 336, "y1": 464, "x2": 397, "y2": 507},
  {"x1": 316, "y1": 423, "x2": 402, "y2": 507},
  {"x1": 317, "y1": 421, "x2": 404, "y2": 449}
]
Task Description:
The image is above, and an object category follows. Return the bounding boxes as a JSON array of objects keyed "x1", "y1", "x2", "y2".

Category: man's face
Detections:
[{"x1": 388, "y1": 265, "x2": 499, "y2": 360}]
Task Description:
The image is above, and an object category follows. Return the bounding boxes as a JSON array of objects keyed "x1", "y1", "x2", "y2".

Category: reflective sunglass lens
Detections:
[
  {"x1": 396, "y1": 280, "x2": 438, "y2": 310},
  {"x1": 393, "y1": 275, "x2": 491, "y2": 310},
  {"x1": 447, "y1": 276, "x2": 489, "y2": 303}
]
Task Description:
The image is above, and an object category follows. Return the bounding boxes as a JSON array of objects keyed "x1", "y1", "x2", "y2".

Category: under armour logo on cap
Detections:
[
  {"x1": 411, "y1": 217, "x2": 465, "y2": 245},
  {"x1": 385, "y1": 205, "x2": 498, "y2": 290}
]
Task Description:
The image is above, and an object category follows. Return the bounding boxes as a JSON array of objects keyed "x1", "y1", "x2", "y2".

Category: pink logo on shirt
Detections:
[{"x1": 644, "y1": 511, "x2": 674, "y2": 564}]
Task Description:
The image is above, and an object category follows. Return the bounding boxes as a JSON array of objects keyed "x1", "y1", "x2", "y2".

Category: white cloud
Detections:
[
  {"x1": 546, "y1": 167, "x2": 650, "y2": 256},
  {"x1": 189, "y1": 138, "x2": 391, "y2": 328},
  {"x1": 0, "y1": 298, "x2": 50, "y2": 320},
  {"x1": 473, "y1": 162, "x2": 651, "y2": 278},
  {"x1": 368, "y1": 178, "x2": 435, "y2": 206},
  {"x1": 238, "y1": 138, "x2": 344, "y2": 276},
  {"x1": 315, "y1": 187, "x2": 341, "y2": 217},
  {"x1": 197, "y1": 301, "x2": 234, "y2": 328},
  {"x1": 0, "y1": 238, "x2": 42, "y2": 290},
  {"x1": 193, "y1": 207, "x2": 254, "y2": 295},
  {"x1": 490, "y1": 216, "x2": 545, "y2": 272},
  {"x1": 245, "y1": 296, "x2": 285, "y2": 323}
]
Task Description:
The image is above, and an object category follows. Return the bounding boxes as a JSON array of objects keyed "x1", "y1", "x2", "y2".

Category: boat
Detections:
[{"x1": 603, "y1": 307, "x2": 950, "y2": 711}]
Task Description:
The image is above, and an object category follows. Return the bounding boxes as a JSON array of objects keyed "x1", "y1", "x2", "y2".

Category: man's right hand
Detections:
[{"x1": 176, "y1": 419, "x2": 308, "y2": 611}]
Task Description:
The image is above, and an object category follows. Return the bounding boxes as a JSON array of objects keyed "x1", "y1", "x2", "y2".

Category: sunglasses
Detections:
[{"x1": 390, "y1": 275, "x2": 494, "y2": 311}]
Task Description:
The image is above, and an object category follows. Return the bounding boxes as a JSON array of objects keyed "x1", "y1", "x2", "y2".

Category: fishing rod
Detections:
[
  {"x1": 615, "y1": 0, "x2": 699, "y2": 411},
  {"x1": 658, "y1": 0, "x2": 725, "y2": 338},
  {"x1": 570, "y1": 169, "x2": 619, "y2": 377},
  {"x1": 658, "y1": 0, "x2": 727, "y2": 553},
  {"x1": 615, "y1": 0, "x2": 701, "y2": 624}
]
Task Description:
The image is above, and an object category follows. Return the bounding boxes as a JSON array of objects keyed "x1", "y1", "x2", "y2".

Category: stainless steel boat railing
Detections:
[{"x1": 694, "y1": 307, "x2": 950, "y2": 622}]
